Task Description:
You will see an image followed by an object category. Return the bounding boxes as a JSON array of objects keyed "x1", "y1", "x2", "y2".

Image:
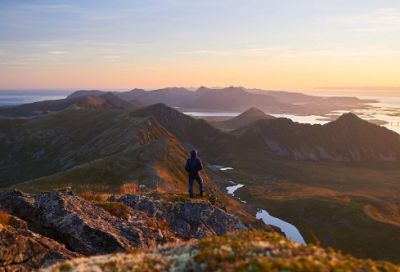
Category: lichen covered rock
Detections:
[
  {"x1": 116, "y1": 193, "x2": 247, "y2": 239},
  {"x1": 0, "y1": 216, "x2": 80, "y2": 272},
  {"x1": 41, "y1": 231, "x2": 400, "y2": 272}
]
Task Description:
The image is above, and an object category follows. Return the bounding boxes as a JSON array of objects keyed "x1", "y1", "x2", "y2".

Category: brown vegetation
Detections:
[
  {"x1": 94, "y1": 202, "x2": 130, "y2": 219},
  {"x1": 77, "y1": 185, "x2": 109, "y2": 202},
  {"x1": 0, "y1": 209, "x2": 10, "y2": 228},
  {"x1": 146, "y1": 218, "x2": 156, "y2": 228}
]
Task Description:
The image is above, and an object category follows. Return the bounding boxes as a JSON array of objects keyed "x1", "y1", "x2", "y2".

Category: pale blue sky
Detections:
[{"x1": 0, "y1": 0, "x2": 399, "y2": 91}]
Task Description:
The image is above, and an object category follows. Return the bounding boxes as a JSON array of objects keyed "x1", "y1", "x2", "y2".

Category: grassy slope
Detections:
[{"x1": 0, "y1": 108, "x2": 169, "y2": 187}]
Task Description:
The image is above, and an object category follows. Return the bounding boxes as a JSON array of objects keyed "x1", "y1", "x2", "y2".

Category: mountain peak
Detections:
[
  {"x1": 215, "y1": 107, "x2": 276, "y2": 130},
  {"x1": 336, "y1": 112, "x2": 363, "y2": 123}
]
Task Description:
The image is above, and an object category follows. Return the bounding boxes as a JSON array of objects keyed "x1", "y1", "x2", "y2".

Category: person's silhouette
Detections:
[{"x1": 185, "y1": 149, "x2": 204, "y2": 197}]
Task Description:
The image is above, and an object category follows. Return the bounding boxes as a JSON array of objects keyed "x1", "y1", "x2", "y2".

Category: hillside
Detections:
[
  {"x1": 234, "y1": 112, "x2": 400, "y2": 162},
  {"x1": 66, "y1": 90, "x2": 106, "y2": 99},
  {"x1": 247, "y1": 89, "x2": 325, "y2": 104},
  {"x1": 214, "y1": 107, "x2": 276, "y2": 130},
  {"x1": 130, "y1": 87, "x2": 194, "y2": 106},
  {"x1": 0, "y1": 106, "x2": 241, "y2": 208},
  {"x1": 127, "y1": 103, "x2": 237, "y2": 163},
  {"x1": 99, "y1": 92, "x2": 145, "y2": 109},
  {"x1": 188, "y1": 87, "x2": 294, "y2": 111}
]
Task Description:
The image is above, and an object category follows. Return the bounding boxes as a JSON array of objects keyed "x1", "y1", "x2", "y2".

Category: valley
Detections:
[{"x1": 2, "y1": 89, "x2": 400, "y2": 265}]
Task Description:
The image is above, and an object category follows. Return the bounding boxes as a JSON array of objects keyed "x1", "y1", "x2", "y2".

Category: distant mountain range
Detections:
[
  {"x1": 65, "y1": 86, "x2": 373, "y2": 113},
  {"x1": 0, "y1": 86, "x2": 377, "y2": 117},
  {"x1": 0, "y1": 92, "x2": 144, "y2": 117}
]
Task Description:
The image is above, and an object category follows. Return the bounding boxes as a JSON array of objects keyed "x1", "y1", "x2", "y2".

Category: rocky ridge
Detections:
[{"x1": 0, "y1": 188, "x2": 271, "y2": 271}]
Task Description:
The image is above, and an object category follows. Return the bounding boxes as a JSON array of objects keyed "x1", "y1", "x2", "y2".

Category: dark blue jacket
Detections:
[{"x1": 185, "y1": 150, "x2": 203, "y2": 178}]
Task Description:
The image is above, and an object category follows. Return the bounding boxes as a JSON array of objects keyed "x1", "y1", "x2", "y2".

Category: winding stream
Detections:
[{"x1": 226, "y1": 182, "x2": 305, "y2": 244}]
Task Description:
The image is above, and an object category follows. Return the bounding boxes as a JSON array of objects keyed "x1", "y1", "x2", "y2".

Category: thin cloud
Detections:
[
  {"x1": 18, "y1": 4, "x2": 81, "y2": 13},
  {"x1": 180, "y1": 50, "x2": 233, "y2": 56},
  {"x1": 315, "y1": 86, "x2": 400, "y2": 91},
  {"x1": 48, "y1": 51, "x2": 68, "y2": 55},
  {"x1": 338, "y1": 8, "x2": 400, "y2": 33}
]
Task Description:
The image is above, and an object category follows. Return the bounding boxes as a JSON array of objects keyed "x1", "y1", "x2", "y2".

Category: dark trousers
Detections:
[{"x1": 189, "y1": 176, "x2": 203, "y2": 196}]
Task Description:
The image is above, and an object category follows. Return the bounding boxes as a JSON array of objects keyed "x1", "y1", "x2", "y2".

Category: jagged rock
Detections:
[
  {"x1": 0, "y1": 190, "x2": 178, "y2": 256},
  {"x1": 0, "y1": 217, "x2": 80, "y2": 272},
  {"x1": 117, "y1": 194, "x2": 157, "y2": 215},
  {"x1": 117, "y1": 194, "x2": 248, "y2": 239}
]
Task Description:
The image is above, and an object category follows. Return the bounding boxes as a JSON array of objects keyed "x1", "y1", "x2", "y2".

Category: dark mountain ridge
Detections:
[
  {"x1": 234, "y1": 112, "x2": 400, "y2": 162},
  {"x1": 127, "y1": 103, "x2": 236, "y2": 163}
]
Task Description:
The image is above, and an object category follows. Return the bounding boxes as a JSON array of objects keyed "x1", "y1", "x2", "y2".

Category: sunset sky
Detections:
[{"x1": 0, "y1": 0, "x2": 399, "y2": 92}]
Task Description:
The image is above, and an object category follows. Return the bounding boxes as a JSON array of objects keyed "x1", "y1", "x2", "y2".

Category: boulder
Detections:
[
  {"x1": 0, "y1": 216, "x2": 80, "y2": 272},
  {"x1": 117, "y1": 194, "x2": 248, "y2": 239}
]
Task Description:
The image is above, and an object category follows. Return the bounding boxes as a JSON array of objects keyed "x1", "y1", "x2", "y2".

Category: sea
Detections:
[
  {"x1": 1, "y1": 89, "x2": 400, "y2": 134},
  {"x1": 0, "y1": 90, "x2": 72, "y2": 106}
]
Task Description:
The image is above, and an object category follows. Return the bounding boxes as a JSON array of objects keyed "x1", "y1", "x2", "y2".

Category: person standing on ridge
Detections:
[{"x1": 185, "y1": 149, "x2": 204, "y2": 198}]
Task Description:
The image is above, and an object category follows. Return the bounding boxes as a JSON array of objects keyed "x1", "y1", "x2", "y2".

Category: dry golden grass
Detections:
[
  {"x1": 77, "y1": 185, "x2": 109, "y2": 202},
  {"x1": 120, "y1": 182, "x2": 139, "y2": 195},
  {"x1": 364, "y1": 201, "x2": 400, "y2": 226},
  {"x1": 0, "y1": 209, "x2": 10, "y2": 228},
  {"x1": 95, "y1": 202, "x2": 130, "y2": 219}
]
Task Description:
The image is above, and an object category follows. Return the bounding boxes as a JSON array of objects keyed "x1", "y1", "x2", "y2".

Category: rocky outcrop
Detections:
[
  {"x1": 0, "y1": 190, "x2": 178, "y2": 256},
  {"x1": 0, "y1": 215, "x2": 80, "y2": 272},
  {"x1": 116, "y1": 193, "x2": 247, "y2": 239},
  {"x1": 0, "y1": 189, "x2": 253, "y2": 271}
]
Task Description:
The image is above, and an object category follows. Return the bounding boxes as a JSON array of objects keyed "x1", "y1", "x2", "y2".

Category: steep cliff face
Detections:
[{"x1": 234, "y1": 113, "x2": 400, "y2": 161}]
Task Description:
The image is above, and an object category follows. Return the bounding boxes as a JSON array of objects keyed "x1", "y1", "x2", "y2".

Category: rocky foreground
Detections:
[
  {"x1": 42, "y1": 231, "x2": 400, "y2": 272},
  {"x1": 0, "y1": 189, "x2": 399, "y2": 271},
  {"x1": 0, "y1": 188, "x2": 276, "y2": 271}
]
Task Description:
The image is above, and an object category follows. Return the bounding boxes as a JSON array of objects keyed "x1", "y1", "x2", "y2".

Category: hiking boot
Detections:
[
  {"x1": 189, "y1": 194, "x2": 194, "y2": 198},
  {"x1": 200, "y1": 192, "x2": 204, "y2": 197}
]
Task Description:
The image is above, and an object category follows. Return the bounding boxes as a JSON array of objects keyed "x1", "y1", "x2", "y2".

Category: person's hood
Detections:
[{"x1": 191, "y1": 150, "x2": 197, "y2": 158}]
